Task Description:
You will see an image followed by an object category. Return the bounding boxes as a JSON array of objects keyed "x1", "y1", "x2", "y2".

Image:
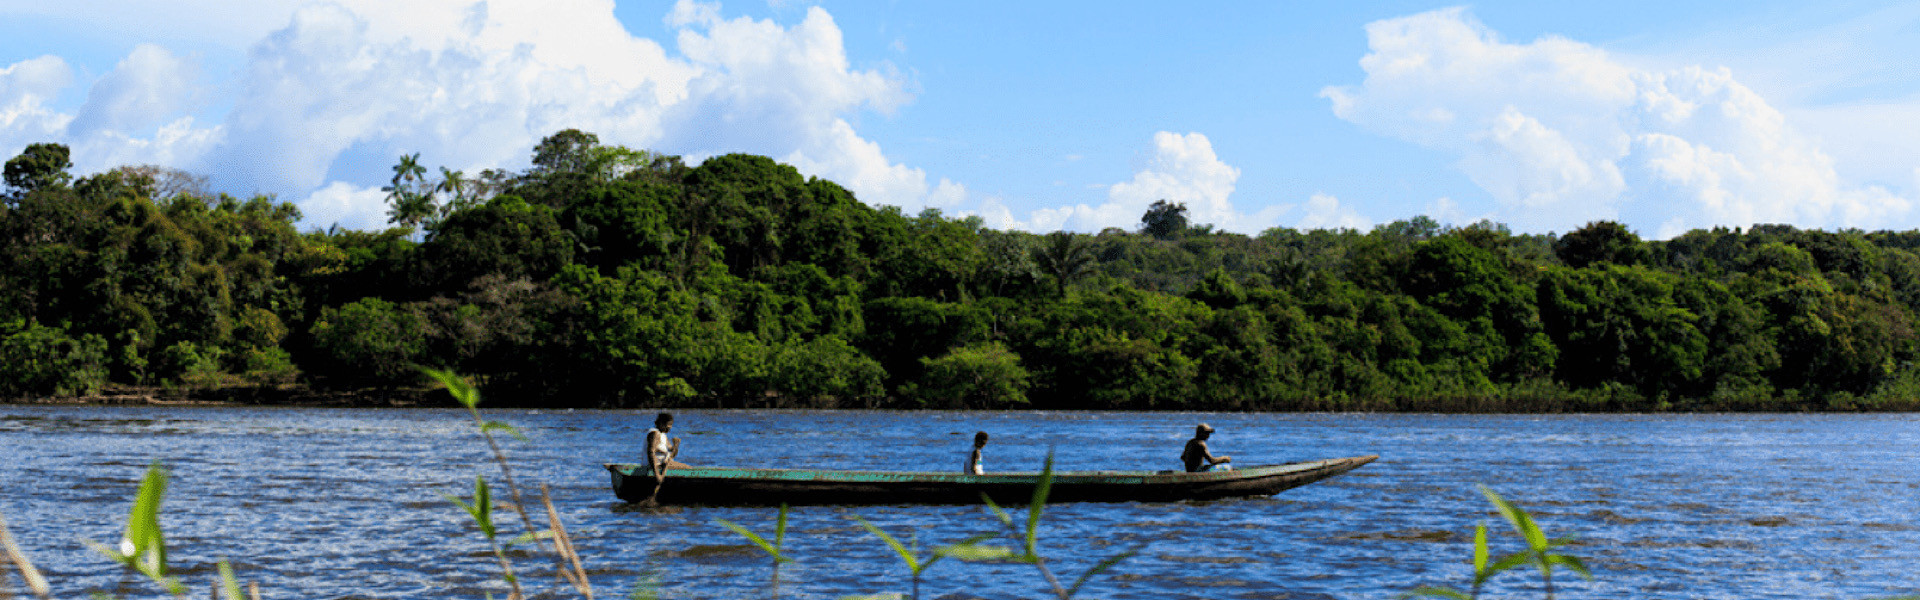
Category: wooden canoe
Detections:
[{"x1": 605, "y1": 454, "x2": 1377, "y2": 505}]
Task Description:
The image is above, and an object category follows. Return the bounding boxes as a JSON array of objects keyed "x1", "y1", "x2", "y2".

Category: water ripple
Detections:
[{"x1": 3, "y1": 407, "x2": 1918, "y2": 599}]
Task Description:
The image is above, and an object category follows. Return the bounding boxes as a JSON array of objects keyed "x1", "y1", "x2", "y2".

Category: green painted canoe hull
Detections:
[{"x1": 605, "y1": 454, "x2": 1377, "y2": 505}]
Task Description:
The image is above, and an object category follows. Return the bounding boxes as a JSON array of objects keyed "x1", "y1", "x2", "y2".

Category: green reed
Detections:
[
  {"x1": 716, "y1": 452, "x2": 1140, "y2": 600},
  {"x1": 1404, "y1": 485, "x2": 1591, "y2": 600},
  {"x1": 71, "y1": 462, "x2": 256, "y2": 600},
  {"x1": 977, "y1": 453, "x2": 1142, "y2": 600},
  {"x1": 847, "y1": 515, "x2": 999, "y2": 600},
  {"x1": 421, "y1": 366, "x2": 594, "y2": 599},
  {"x1": 716, "y1": 504, "x2": 793, "y2": 598}
]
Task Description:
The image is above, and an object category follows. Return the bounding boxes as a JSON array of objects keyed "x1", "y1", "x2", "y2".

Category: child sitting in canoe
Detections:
[{"x1": 965, "y1": 431, "x2": 989, "y2": 474}]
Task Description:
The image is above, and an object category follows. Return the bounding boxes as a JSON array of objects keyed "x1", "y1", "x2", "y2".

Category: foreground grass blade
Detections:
[
  {"x1": 418, "y1": 366, "x2": 480, "y2": 410},
  {"x1": 1478, "y1": 486, "x2": 1544, "y2": 551},
  {"x1": 1066, "y1": 546, "x2": 1141, "y2": 598},
  {"x1": 83, "y1": 462, "x2": 183, "y2": 595},
  {"x1": 718, "y1": 505, "x2": 794, "y2": 598},
  {"x1": 218, "y1": 560, "x2": 243, "y2": 600},
  {"x1": 127, "y1": 462, "x2": 168, "y2": 578},
  {"x1": 775, "y1": 503, "x2": 790, "y2": 552},
  {"x1": 1399, "y1": 586, "x2": 1474, "y2": 600},
  {"x1": 1024, "y1": 455, "x2": 1054, "y2": 560},
  {"x1": 852, "y1": 516, "x2": 919, "y2": 573},
  {"x1": 1471, "y1": 523, "x2": 1488, "y2": 582},
  {"x1": 716, "y1": 520, "x2": 791, "y2": 563}
]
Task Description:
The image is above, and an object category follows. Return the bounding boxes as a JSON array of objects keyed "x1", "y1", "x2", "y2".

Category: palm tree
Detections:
[
  {"x1": 437, "y1": 167, "x2": 471, "y2": 212},
  {"x1": 384, "y1": 153, "x2": 435, "y2": 236},
  {"x1": 1032, "y1": 231, "x2": 1094, "y2": 298}
]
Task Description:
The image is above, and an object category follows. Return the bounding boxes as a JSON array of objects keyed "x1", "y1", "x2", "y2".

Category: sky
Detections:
[{"x1": 3, "y1": 1, "x2": 1919, "y2": 239}]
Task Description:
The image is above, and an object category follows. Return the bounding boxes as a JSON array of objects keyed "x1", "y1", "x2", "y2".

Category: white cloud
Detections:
[
  {"x1": 74, "y1": 117, "x2": 223, "y2": 176},
  {"x1": 301, "y1": 181, "x2": 390, "y2": 230},
  {"x1": 209, "y1": 0, "x2": 698, "y2": 198},
  {"x1": 1322, "y1": 7, "x2": 1912, "y2": 235},
  {"x1": 927, "y1": 177, "x2": 966, "y2": 208},
  {"x1": 668, "y1": 1, "x2": 929, "y2": 208},
  {"x1": 4, "y1": 0, "x2": 955, "y2": 229},
  {"x1": 781, "y1": 119, "x2": 935, "y2": 211},
  {"x1": 971, "y1": 196, "x2": 1022, "y2": 230},
  {"x1": 1423, "y1": 197, "x2": 1481, "y2": 226},
  {"x1": 1109, "y1": 131, "x2": 1241, "y2": 226},
  {"x1": 1296, "y1": 193, "x2": 1372, "y2": 231},
  {"x1": 68, "y1": 44, "x2": 201, "y2": 137},
  {"x1": 0, "y1": 55, "x2": 74, "y2": 155},
  {"x1": 1012, "y1": 131, "x2": 1277, "y2": 234}
]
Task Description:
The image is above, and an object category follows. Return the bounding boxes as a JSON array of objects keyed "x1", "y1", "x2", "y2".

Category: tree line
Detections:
[{"x1": 5, "y1": 131, "x2": 1919, "y2": 411}]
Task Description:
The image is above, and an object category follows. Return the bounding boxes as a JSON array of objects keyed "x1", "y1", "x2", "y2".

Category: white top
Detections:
[{"x1": 647, "y1": 427, "x2": 672, "y2": 464}]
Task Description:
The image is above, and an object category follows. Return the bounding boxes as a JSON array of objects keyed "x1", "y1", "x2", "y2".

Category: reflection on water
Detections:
[{"x1": 2, "y1": 407, "x2": 1918, "y2": 599}]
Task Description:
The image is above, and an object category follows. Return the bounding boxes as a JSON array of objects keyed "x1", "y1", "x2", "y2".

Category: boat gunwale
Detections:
[{"x1": 604, "y1": 454, "x2": 1377, "y2": 485}]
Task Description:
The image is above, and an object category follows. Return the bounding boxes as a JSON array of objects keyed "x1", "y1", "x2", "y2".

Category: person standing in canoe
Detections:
[
  {"x1": 965, "y1": 431, "x2": 989, "y2": 474},
  {"x1": 644, "y1": 413, "x2": 689, "y2": 502},
  {"x1": 1182, "y1": 423, "x2": 1232, "y2": 472}
]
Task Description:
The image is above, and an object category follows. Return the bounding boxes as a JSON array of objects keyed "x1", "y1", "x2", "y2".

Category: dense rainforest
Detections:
[{"x1": 4, "y1": 131, "x2": 1920, "y2": 411}]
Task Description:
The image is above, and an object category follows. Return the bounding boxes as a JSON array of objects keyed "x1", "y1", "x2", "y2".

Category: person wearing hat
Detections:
[{"x1": 1181, "y1": 423, "x2": 1232, "y2": 472}]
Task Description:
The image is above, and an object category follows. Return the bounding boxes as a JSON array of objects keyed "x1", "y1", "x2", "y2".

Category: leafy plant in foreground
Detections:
[
  {"x1": 83, "y1": 462, "x2": 183, "y2": 596},
  {"x1": 1404, "y1": 485, "x2": 1592, "y2": 600},
  {"x1": 848, "y1": 515, "x2": 1002, "y2": 600},
  {"x1": 80, "y1": 462, "x2": 255, "y2": 600},
  {"x1": 978, "y1": 453, "x2": 1141, "y2": 600},
  {"x1": 717, "y1": 503, "x2": 794, "y2": 599},
  {"x1": 445, "y1": 475, "x2": 524, "y2": 599}
]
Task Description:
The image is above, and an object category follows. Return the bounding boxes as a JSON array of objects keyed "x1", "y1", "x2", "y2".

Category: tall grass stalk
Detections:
[
  {"x1": 421, "y1": 366, "x2": 593, "y2": 599},
  {"x1": 446, "y1": 475, "x2": 524, "y2": 600},
  {"x1": 0, "y1": 511, "x2": 51, "y2": 599},
  {"x1": 540, "y1": 484, "x2": 593, "y2": 597},
  {"x1": 717, "y1": 504, "x2": 793, "y2": 599}
]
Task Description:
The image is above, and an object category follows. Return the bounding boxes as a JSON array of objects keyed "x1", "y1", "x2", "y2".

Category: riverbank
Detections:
[
  {"x1": 9, "y1": 384, "x2": 1920, "y2": 412},
  {"x1": 0, "y1": 384, "x2": 439, "y2": 407}
]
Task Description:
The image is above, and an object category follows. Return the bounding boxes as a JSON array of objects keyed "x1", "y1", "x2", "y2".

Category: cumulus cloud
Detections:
[
  {"x1": 5, "y1": 0, "x2": 951, "y2": 229},
  {"x1": 210, "y1": 0, "x2": 698, "y2": 199},
  {"x1": 1322, "y1": 7, "x2": 1911, "y2": 235},
  {"x1": 1013, "y1": 131, "x2": 1284, "y2": 233},
  {"x1": 69, "y1": 44, "x2": 201, "y2": 137},
  {"x1": 1, "y1": 55, "x2": 74, "y2": 155},
  {"x1": 302, "y1": 181, "x2": 389, "y2": 230},
  {"x1": 1296, "y1": 193, "x2": 1372, "y2": 231},
  {"x1": 669, "y1": 1, "x2": 930, "y2": 209}
]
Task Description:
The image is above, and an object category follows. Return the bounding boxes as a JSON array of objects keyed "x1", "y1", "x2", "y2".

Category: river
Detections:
[{"x1": 1, "y1": 406, "x2": 1916, "y2": 599}]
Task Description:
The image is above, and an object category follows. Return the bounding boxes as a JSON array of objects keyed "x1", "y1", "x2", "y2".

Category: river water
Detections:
[{"x1": 1, "y1": 406, "x2": 1916, "y2": 599}]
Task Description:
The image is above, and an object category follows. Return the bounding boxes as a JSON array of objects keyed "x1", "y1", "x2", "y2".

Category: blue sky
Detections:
[{"x1": 3, "y1": 1, "x2": 1918, "y2": 238}]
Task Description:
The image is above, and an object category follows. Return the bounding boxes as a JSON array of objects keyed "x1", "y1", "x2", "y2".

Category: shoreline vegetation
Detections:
[
  {"x1": 8, "y1": 382, "x2": 1920, "y2": 412},
  {"x1": 9, "y1": 132, "x2": 1920, "y2": 413}
]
